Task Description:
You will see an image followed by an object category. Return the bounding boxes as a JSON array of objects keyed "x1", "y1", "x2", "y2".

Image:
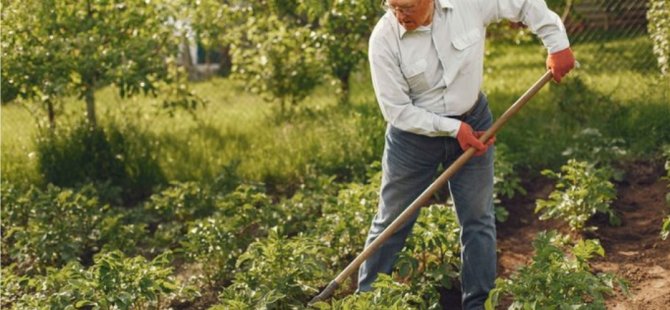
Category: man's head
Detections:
[{"x1": 385, "y1": 0, "x2": 434, "y2": 31}]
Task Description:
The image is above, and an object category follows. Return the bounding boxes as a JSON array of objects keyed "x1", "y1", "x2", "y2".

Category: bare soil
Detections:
[{"x1": 491, "y1": 160, "x2": 670, "y2": 309}]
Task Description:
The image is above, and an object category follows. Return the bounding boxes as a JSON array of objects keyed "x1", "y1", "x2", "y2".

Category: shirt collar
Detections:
[{"x1": 397, "y1": 0, "x2": 452, "y2": 39}]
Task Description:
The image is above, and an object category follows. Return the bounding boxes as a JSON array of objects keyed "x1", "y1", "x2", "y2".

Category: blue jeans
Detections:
[{"x1": 358, "y1": 94, "x2": 496, "y2": 309}]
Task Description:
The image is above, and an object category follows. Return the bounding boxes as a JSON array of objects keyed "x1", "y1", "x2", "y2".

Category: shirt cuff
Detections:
[{"x1": 433, "y1": 115, "x2": 461, "y2": 137}]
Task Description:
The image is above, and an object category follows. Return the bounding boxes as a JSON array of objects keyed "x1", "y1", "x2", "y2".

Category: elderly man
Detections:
[{"x1": 359, "y1": 0, "x2": 574, "y2": 308}]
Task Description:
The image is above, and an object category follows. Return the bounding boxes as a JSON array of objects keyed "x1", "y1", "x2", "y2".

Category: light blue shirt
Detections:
[{"x1": 369, "y1": 0, "x2": 570, "y2": 137}]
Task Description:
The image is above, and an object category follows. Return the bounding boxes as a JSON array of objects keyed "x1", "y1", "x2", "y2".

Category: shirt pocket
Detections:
[
  {"x1": 402, "y1": 59, "x2": 430, "y2": 94},
  {"x1": 443, "y1": 29, "x2": 482, "y2": 86}
]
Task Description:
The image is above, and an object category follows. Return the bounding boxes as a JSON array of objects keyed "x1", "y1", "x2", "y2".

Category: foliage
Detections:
[
  {"x1": 319, "y1": 0, "x2": 379, "y2": 104},
  {"x1": 648, "y1": 0, "x2": 670, "y2": 75},
  {"x1": 394, "y1": 204, "x2": 461, "y2": 308},
  {"x1": 180, "y1": 184, "x2": 285, "y2": 286},
  {"x1": 0, "y1": 0, "x2": 202, "y2": 126},
  {"x1": 536, "y1": 159, "x2": 618, "y2": 231},
  {"x1": 3, "y1": 250, "x2": 192, "y2": 309},
  {"x1": 2, "y1": 183, "x2": 110, "y2": 271},
  {"x1": 562, "y1": 127, "x2": 627, "y2": 180},
  {"x1": 493, "y1": 144, "x2": 526, "y2": 222},
  {"x1": 35, "y1": 120, "x2": 165, "y2": 203},
  {"x1": 662, "y1": 145, "x2": 670, "y2": 240},
  {"x1": 215, "y1": 228, "x2": 333, "y2": 308},
  {"x1": 486, "y1": 231, "x2": 626, "y2": 310},
  {"x1": 313, "y1": 169, "x2": 380, "y2": 268},
  {"x1": 230, "y1": 14, "x2": 325, "y2": 116},
  {"x1": 311, "y1": 274, "x2": 425, "y2": 310}
]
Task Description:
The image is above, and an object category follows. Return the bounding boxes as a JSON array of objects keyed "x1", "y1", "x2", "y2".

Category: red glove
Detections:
[
  {"x1": 456, "y1": 122, "x2": 495, "y2": 156},
  {"x1": 546, "y1": 47, "x2": 575, "y2": 83}
]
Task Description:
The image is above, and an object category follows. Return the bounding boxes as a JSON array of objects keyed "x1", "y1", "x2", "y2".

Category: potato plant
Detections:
[
  {"x1": 180, "y1": 184, "x2": 285, "y2": 286},
  {"x1": 311, "y1": 274, "x2": 427, "y2": 310},
  {"x1": 395, "y1": 204, "x2": 461, "y2": 307},
  {"x1": 486, "y1": 231, "x2": 626, "y2": 309},
  {"x1": 312, "y1": 172, "x2": 380, "y2": 268},
  {"x1": 2, "y1": 183, "x2": 110, "y2": 270},
  {"x1": 3, "y1": 250, "x2": 192, "y2": 309},
  {"x1": 493, "y1": 144, "x2": 526, "y2": 222},
  {"x1": 215, "y1": 228, "x2": 334, "y2": 308},
  {"x1": 535, "y1": 159, "x2": 618, "y2": 231}
]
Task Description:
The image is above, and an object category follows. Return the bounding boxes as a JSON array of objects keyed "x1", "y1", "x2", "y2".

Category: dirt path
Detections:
[{"x1": 495, "y1": 161, "x2": 670, "y2": 309}]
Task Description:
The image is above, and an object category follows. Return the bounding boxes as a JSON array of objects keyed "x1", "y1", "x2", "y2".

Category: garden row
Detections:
[{"x1": 4, "y1": 139, "x2": 667, "y2": 309}]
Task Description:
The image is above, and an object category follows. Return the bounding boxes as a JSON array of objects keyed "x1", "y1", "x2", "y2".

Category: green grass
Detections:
[{"x1": 2, "y1": 34, "x2": 668, "y2": 190}]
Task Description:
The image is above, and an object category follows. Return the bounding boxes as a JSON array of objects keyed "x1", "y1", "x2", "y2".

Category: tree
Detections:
[
  {"x1": 1, "y1": 0, "x2": 202, "y2": 128},
  {"x1": 229, "y1": 14, "x2": 325, "y2": 116},
  {"x1": 319, "y1": 0, "x2": 379, "y2": 105}
]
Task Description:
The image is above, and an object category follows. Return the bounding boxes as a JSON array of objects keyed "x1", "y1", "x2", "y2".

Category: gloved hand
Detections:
[
  {"x1": 456, "y1": 122, "x2": 495, "y2": 156},
  {"x1": 546, "y1": 47, "x2": 575, "y2": 83}
]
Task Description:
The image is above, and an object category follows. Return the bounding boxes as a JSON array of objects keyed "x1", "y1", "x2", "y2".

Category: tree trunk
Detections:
[
  {"x1": 46, "y1": 100, "x2": 56, "y2": 130},
  {"x1": 338, "y1": 72, "x2": 350, "y2": 105},
  {"x1": 85, "y1": 84, "x2": 97, "y2": 127}
]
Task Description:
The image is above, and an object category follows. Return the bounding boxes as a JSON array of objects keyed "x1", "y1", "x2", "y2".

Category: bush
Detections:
[
  {"x1": 535, "y1": 159, "x2": 618, "y2": 231},
  {"x1": 35, "y1": 120, "x2": 165, "y2": 204},
  {"x1": 486, "y1": 231, "x2": 627, "y2": 309},
  {"x1": 662, "y1": 145, "x2": 670, "y2": 240}
]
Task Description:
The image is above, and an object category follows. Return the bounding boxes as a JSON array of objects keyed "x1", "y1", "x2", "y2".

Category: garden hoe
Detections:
[{"x1": 309, "y1": 65, "x2": 577, "y2": 306}]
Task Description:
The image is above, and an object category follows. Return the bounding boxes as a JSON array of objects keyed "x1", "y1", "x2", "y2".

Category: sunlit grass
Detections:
[{"x1": 2, "y1": 34, "x2": 667, "y2": 186}]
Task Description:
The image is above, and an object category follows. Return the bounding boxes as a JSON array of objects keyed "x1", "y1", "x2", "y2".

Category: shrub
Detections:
[
  {"x1": 486, "y1": 231, "x2": 627, "y2": 309},
  {"x1": 535, "y1": 159, "x2": 618, "y2": 231},
  {"x1": 35, "y1": 120, "x2": 165, "y2": 204}
]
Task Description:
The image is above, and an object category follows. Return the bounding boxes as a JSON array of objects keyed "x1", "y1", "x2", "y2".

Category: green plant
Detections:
[
  {"x1": 35, "y1": 120, "x2": 165, "y2": 203},
  {"x1": 394, "y1": 204, "x2": 461, "y2": 308},
  {"x1": 0, "y1": 0, "x2": 202, "y2": 127},
  {"x1": 180, "y1": 183, "x2": 286, "y2": 286},
  {"x1": 493, "y1": 144, "x2": 526, "y2": 222},
  {"x1": 662, "y1": 145, "x2": 670, "y2": 240},
  {"x1": 215, "y1": 228, "x2": 333, "y2": 308},
  {"x1": 486, "y1": 231, "x2": 627, "y2": 310},
  {"x1": 230, "y1": 14, "x2": 325, "y2": 116},
  {"x1": 313, "y1": 171, "x2": 380, "y2": 268},
  {"x1": 648, "y1": 0, "x2": 670, "y2": 75},
  {"x1": 536, "y1": 159, "x2": 618, "y2": 231},
  {"x1": 311, "y1": 274, "x2": 426, "y2": 310},
  {"x1": 6, "y1": 250, "x2": 191, "y2": 309},
  {"x1": 3, "y1": 183, "x2": 110, "y2": 270}
]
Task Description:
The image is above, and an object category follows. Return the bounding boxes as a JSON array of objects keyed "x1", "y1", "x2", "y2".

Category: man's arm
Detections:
[
  {"x1": 477, "y1": 0, "x2": 575, "y2": 81},
  {"x1": 369, "y1": 35, "x2": 461, "y2": 137}
]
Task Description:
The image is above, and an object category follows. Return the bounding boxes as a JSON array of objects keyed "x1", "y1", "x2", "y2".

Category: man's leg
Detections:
[
  {"x1": 447, "y1": 94, "x2": 496, "y2": 309},
  {"x1": 357, "y1": 125, "x2": 443, "y2": 292}
]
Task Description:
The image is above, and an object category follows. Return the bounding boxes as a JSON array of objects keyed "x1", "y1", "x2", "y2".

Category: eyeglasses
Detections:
[{"x1": 381, "y1": 0, "x2": 419, "y2": 15}]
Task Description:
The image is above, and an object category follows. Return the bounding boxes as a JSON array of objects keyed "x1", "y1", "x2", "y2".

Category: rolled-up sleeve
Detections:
[
  {"x1": 477, "y1": 0, "x2": 570, "y2": 53},
  {"x1": 369, "y1": 33, "x2": 460, "y2": 137}
]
